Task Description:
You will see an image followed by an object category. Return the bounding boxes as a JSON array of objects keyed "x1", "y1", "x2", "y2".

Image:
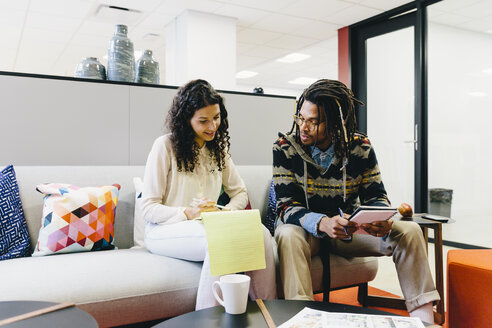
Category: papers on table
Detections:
[
  {"x1": 201, "y1": 209, "x2": 266, "y2": 276},
  {"x1": 278, "y1": 307, "x2": 425, "y2": 328}
]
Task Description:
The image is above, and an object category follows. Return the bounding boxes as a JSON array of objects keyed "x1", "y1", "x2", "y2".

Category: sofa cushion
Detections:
[
  {"x1": 0, "y1": 248, "x2": 201, "y2": 305},
  {"x1": 0, "y1": 165, "x2": 31, "y2": 260},
  {"x1": 32, "y1": 183, "x2": 120, "y2": 256}
]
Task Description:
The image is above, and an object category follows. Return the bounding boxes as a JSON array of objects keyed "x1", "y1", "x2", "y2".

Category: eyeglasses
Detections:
[{"x1": 293, "y1": 114, "x2": 324, "y2": 131}]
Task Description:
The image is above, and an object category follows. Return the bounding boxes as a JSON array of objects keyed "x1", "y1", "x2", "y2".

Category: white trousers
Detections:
[{"x1": 145, "y1": 220, "x2": 277, "y2": 310}]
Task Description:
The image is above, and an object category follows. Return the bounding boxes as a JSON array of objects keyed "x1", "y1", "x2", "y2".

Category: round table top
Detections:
[
  {"x1": 395, "y1": 213, "x2": 455, "y2": 225},
  {"x1": 0, "y1": 301, "x2": 97, "y2": 328},
  {"x1": 153, "y1": 299, "x2": 427, "y2": 328}
]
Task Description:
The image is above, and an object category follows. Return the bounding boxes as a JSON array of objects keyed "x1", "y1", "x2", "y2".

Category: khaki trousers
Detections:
[{"x1": 274, "y1": 221, "x2": 440, "y2": 312}]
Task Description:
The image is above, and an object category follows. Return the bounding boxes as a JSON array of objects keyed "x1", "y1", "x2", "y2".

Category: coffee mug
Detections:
[{"x1": 212, "y1": 274, "x2": 251, "y2": 314}]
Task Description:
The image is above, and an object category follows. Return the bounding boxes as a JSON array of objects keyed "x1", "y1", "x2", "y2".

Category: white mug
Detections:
[{"x1": 212, "y1": 274, "x2": 251, "y2": 314}]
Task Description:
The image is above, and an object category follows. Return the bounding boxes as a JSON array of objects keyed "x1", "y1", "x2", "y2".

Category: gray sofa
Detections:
[{"x1": 0, "y1": 165, "x2": 378, "y2": 327}]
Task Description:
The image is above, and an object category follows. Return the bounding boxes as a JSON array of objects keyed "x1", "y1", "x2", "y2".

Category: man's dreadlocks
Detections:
[{"x1": 290, "y1": 79, "x2": 364, "y2": 159}]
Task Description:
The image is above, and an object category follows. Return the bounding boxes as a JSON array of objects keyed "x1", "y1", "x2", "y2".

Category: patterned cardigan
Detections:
[{"x1": 272, "y1": 132, "x2": 390, "y2": 236}]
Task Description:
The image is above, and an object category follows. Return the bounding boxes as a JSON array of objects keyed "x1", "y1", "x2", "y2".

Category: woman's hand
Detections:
[{"x1": 184, "y1": 197, "x2": 219, "y2": 220}]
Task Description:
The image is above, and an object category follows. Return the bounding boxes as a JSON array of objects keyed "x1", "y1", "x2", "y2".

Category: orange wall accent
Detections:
[{"x1": 338, "y1": 26, "x2": 350, "y2": 87}]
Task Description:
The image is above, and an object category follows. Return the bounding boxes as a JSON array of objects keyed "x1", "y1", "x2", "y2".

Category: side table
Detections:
[
  {"x1": 0, "y1": 301, "x2": 98, "y2": 328},
  {"x1": 402, "y1": 214, "x2": 454, "y2": 325},
  {"x1": 363, "y1": 214, "x2": 453, "y2": 325}
]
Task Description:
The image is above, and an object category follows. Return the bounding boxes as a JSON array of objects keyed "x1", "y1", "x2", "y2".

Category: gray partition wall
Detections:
[{"x1": 0, "y1": 72, "x2": 295, "y2": 166}]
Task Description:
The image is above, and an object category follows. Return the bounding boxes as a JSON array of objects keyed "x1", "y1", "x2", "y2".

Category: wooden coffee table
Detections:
[
  {"x1": 0, "y1": 301, "x2": 97, "y2": 327},
  {"x1": 153, "y1": 299, "x2": 434, "y2": 327}
]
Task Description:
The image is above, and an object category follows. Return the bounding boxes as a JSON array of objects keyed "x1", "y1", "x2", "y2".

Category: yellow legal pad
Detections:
[{"x1": 201, "y1": 209, "x2": 266, "y2": 276}]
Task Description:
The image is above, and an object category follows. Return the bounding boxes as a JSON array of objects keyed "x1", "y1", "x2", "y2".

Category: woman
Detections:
[{"x1": 141, "y1": 79, "x2": 277, "y2": 310}]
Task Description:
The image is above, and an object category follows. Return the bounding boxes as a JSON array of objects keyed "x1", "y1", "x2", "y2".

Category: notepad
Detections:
[
  {"x1": 348, "y1": 206, "x2": 397, "y2": 234},
  {"x1": 201, "y1": 209, "x2": 266, "y2": 276}
]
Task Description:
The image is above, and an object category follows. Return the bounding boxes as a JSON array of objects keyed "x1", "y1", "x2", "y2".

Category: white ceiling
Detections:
[{"x1": 1, "y1": 0, "x2": 491, "y2": 95}]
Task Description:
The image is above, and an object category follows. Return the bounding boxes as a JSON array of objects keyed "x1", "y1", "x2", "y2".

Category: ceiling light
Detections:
[
  {"x1": 93, "y1": 5, "x2": 142, "y2": 24},
  {"x1": 276, "y1": 53, "x2": 311, "y2": 64},
  {"x1": 236, "y1": 70, "x2": 258, "y2": 79},
  {"x1": 288, "y1": 77, "x2": 317, "y2": 85},
  {"x1": 483, "y1": 68, "x2": 492, "y2": 74},
  {"x1": 143, "y1": 33, "x2": 161, "y2": 41},
  {"x1": 468, "y1": 91, "x2": 487, "y2": 97}
]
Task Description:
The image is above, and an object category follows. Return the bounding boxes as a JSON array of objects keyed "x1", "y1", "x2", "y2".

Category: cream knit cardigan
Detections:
[{"x1": 141, "y1": 134, "x2": 248, "y2": 225}]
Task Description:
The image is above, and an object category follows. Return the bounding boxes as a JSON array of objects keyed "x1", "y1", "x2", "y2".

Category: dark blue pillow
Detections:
[
  {"x1": 265, "y1": 180, "x2": 277, "y2": 236},
  {"x1": 0, "y1": 165, "x2": 31, "y2": 260}
]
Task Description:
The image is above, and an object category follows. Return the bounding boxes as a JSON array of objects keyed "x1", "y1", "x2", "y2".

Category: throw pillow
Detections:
[
  {"x1": 265, "y1": 180, "x2": 277, "y2": 236},
  {"x1": 32, "y1": 183, "x2": 120, "y2": 256},
  {"x1": 133, "y1": 177, "x2": 145, "y2": 248},
  {"x1": 0, "y1": 165, "x2": 31, "y2": 260}
]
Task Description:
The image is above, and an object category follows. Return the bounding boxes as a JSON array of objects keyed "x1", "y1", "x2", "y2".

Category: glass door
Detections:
[
  {"x1": 366, "y1": 26, "x2": 415, "y2": 209},
  {"x1": 351, "y1": 12, "x2": 419, "y2": 211}
]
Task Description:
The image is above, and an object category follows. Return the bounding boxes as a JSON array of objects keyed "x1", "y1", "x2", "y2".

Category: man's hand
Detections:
[
  {"x1": 318, "y1": 214, "x2": 358, "y2": 239},
  {"x1": 360, "y1": 219, "x2": 393, "y2": 237}
]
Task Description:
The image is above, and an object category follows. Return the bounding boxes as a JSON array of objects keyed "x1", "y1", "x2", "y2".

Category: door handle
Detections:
[{"x1": 403, "y1": 124, "x2": 418, "y2": 151}]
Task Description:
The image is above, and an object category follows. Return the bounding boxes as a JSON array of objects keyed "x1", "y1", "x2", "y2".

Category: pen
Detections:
[{"x1": 339, "y1": 208, "x2": 348, "y2": 236}]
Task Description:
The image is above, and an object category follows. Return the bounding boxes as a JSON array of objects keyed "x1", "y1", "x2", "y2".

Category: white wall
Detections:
[
  {"x1": 235, "y1": 83, "x2": 302, "y2": 98},
  {"x1": 0, "y1": 74, "x2": 294, "y2": 167}
]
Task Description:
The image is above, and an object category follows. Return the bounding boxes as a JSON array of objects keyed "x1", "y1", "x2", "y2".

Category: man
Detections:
[{"x1": 273, "y1": 79, "x2": 439, "y2": 323}]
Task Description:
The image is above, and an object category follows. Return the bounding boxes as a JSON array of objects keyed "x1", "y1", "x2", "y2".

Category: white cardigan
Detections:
[{"x1": 141, "y1": 134, "x2": 248, "y2": 225}]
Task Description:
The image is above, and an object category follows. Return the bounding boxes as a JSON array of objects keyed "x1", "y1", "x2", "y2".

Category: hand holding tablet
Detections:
[{"x1": 348, "y1": 206, "x2": 397, "y2": 235}]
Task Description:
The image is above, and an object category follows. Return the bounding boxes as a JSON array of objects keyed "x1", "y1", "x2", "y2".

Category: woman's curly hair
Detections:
[{"x1": 166, "y1": 79, "x2": 230, "y2": 172}]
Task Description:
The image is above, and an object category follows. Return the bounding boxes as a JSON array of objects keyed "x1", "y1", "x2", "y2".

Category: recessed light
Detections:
[
  {"x1": 276, "y1": 53, "x2": 311, "y2": 64},
  {"x1": 468, "y1": 91, "x2": 487, "y2": 97},
  {"x1": 288, "y1": 77, "x2": 317, "y2": 85},
  {"x1": 236, "y1": 70, "x2": 258, "y2": 79}
]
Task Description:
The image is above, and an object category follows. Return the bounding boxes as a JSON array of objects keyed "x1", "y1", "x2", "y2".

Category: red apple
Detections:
[{"x1": 398, "y1": 203, "x2": 413, "y2": 217}]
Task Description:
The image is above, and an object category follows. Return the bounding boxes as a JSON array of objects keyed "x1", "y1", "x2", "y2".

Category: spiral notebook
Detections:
[{"x1": 348, "y1": 206, "x2": 397, "y2": 234}]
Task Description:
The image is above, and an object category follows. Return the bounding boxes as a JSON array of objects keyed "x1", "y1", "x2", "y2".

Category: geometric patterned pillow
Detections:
[
  {"x1": 0, "y1": 165, "x2": 31, "y2": 260},
  {"x1": 32, "y1": 183, "x2": 120, "y2": 257}
]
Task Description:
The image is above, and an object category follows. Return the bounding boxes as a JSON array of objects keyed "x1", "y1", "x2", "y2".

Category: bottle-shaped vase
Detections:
[
  {"x1": 107, "y1": 24, "x2": 135, "y2": 82},
  {"x1": 135, "y1": 49, "x2": 160, "y2": 84}
]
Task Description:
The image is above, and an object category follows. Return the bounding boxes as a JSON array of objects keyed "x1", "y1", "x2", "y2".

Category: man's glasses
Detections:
[{"x1": 293, "y1": 114, "x2": 324, "y2": 131}]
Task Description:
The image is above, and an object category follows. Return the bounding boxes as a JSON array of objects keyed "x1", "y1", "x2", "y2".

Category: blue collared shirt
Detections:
[
  {"x1": 301, "y1": 145, "x2": 336, "y2": 237},
  {"x1": 311, "y1": 144, "x2": 335, "y2": 169}
]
